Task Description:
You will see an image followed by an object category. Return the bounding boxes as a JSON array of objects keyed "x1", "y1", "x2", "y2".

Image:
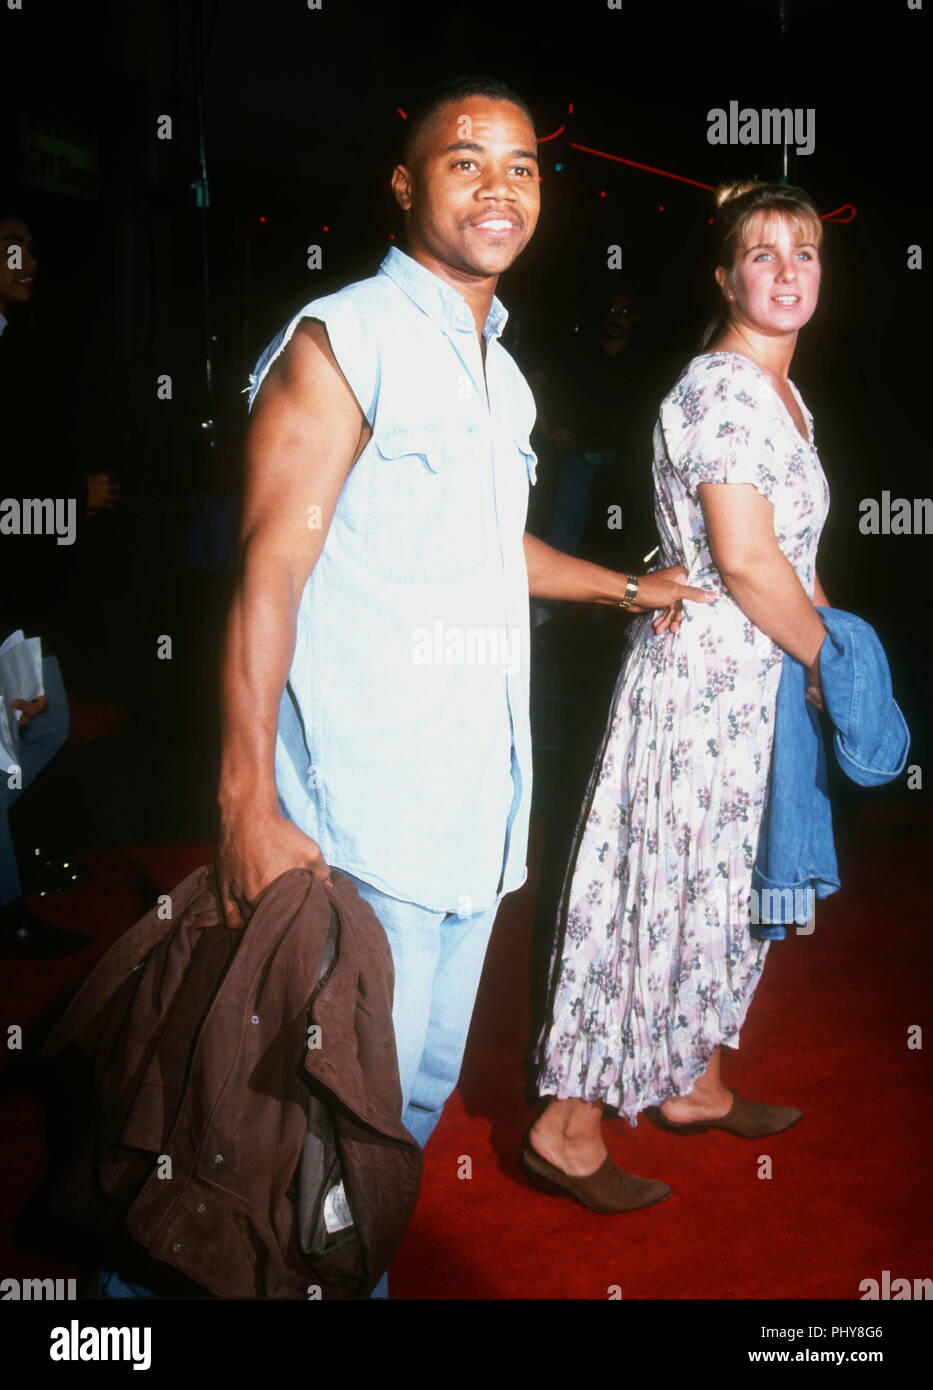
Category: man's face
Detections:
[
  {"x1": 392, "y1": 96, "x2": 540, "y2": 282},
  {"x1": 601, "y1": 294, "x2": 638, "y2": 346},
  {"x1": 0, "y1": 217, "x2": 37, "y2": 312}
]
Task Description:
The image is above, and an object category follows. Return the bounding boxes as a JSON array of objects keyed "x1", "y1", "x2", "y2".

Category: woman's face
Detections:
[
  {"x1": 718, "y1": 210, "x2": 821, "y2": 337},
  {"x1": 0, "y1": 217, "x2": 37, "y2": 314}
]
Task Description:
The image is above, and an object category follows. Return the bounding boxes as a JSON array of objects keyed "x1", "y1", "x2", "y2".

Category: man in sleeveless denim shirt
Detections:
[{"x1": 215, "y1": 76, "x2": 711, "y2": 1296}]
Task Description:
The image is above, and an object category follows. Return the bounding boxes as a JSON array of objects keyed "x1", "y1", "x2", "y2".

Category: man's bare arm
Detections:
[
  {"x1": 523, "y1": 532, "x2": 714, "y2": 619},
  {"x1": 217, "y1": 320, "x2": 368, "y2": 927}
]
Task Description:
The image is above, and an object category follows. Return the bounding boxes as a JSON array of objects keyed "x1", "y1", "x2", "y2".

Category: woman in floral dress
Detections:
[{"x1": 524, "y1": 182, "x2": 832, "y2": 1213}]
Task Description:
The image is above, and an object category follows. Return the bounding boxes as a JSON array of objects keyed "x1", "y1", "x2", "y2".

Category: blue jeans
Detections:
[
  {"x1": 342, "y1": 871, "x2": 502, "y2": 1298},
  {"x1": 0, "y1": 655, "x2": 69, "y2": 906},
  {"x1": 341, "y1": 871, "x2": 502, "y2": 1148},
  {"x1": 100, "y1": 869, "x2": 503, "y2": 1299}
]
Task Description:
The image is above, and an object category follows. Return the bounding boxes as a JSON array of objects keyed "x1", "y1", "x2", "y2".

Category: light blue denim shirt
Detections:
[{"x1": 246, "y1": 246, "x2": 538, "y2": 913}]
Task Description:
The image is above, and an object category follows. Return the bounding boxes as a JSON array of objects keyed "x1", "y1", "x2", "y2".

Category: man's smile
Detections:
[{"x1": 466, "y1": 213, "x2": 520, "y2": 238}]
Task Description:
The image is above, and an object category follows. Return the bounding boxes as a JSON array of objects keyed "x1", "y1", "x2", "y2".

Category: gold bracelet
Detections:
[{"x1": 616, "y1": 574, "x2": 639, "y2": 609}]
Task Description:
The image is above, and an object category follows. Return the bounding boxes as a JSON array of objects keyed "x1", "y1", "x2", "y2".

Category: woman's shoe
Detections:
[
  {"x1": 653, "y1": 1089, "x2": 802, "y2": 1139},
  {"x1": 520, "y1": 1144, "x2": 671, "y2": 1214}
]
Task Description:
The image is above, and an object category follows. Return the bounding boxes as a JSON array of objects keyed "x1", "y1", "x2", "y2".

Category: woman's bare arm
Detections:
[
  {"x1": 699, "y1": 481, "x2": 826, "y2": 669},
  {"x1": 812, "y1": 569, "x2": 831, "y2": 607}
]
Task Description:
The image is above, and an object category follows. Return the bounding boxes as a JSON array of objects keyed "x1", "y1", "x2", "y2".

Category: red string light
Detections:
[
  {"x1": 570, "y1": 140, "x2": 856, "y2": 222},
  {"x1": 568, "y1": 141, "x2": 715, "y2": 190},
  {"x1": 388, "y1": 102, "x2": 854, "y2": 222},
  {"x1": 820, "y1": 204, "x2": 857, "y2": 222}
]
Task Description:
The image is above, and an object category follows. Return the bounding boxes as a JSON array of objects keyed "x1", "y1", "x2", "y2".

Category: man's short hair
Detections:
[{"x1": 400, "y1": 75, "x2": 535, "y2": 166}]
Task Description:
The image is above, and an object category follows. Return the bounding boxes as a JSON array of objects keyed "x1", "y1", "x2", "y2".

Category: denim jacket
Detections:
[{"x1": 751, "y1": 607, "x2": 909, "y2": 939}]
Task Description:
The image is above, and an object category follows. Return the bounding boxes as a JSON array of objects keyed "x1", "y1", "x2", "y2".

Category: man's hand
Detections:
[
  {"x1": 10, "y1": 694, "x2": 50, "y2": 729},
  {"x1": 627, "y1": 565, "x2": 715, "y2": 634},
  {"x1": 216, "y1": 805, "x2": 333, "y2": 930},
  {"x1": 652, "y1": 601, "x2": 683, "y2": 635},
  {"x1": 524, "y1": 535, "x2": 715, "y2": 621}
]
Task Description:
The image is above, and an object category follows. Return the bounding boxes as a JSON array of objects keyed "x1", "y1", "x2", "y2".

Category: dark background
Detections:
[{"x1": 1, "y1": 0, "x2": 929, "y2": 854}]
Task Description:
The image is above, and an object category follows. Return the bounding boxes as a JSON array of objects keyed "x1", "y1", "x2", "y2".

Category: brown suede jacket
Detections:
[{"x1": 40, "y1": 863, "x2": 422, "y2": 1299}]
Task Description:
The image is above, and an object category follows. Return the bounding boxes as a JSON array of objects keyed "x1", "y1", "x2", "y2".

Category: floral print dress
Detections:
[{"x1": 535, "y1": 351, "x2": 830, "y2": 1124}]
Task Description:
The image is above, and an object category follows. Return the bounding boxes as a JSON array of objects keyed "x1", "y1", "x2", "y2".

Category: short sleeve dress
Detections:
[{"x1": 534, "y1": 351, "x2": 830, "y2": 1124}]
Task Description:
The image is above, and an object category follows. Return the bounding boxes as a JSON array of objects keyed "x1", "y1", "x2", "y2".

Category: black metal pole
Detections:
[{"x1": 192, "y1": 0, "x2": 214, "y2": 452}]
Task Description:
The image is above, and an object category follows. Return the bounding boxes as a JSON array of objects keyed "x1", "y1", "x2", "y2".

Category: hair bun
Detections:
[{"x1": 713, "y1": 180, "x2": 762, "y2": 210}]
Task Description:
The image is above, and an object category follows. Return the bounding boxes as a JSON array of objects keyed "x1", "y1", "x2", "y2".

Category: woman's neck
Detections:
[{"x1": 714, "y1": 322, "x2": 797, "y2": 380}]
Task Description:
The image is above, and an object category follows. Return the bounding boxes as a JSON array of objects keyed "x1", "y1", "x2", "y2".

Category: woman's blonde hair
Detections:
[{"x1": 700, "y1": 180, "x2": 824, "y2": 348}]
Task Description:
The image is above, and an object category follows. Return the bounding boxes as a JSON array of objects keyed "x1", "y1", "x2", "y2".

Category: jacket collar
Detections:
[{"x1": 378, "y1": 244, "x2": 508, "y2": 341}]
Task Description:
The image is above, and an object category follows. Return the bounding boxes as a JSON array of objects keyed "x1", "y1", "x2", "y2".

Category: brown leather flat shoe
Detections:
[
  {"x1": 520, "y1": 1146, "x2": 671, "y2": 1214},
  {"x1": 653, "y1": 1089, "x2": 802, "y2": 1139}
]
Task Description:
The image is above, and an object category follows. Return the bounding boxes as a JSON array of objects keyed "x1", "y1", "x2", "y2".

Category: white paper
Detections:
[
  {"x1": 0, "y1": 696, "x2": 19, "y2": 775},
  {"x1": 0, "y1": 635, "x2": 44, "y2": 724}
]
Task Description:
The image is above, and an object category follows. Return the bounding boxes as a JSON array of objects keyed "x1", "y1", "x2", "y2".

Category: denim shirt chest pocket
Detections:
[{"x1": 365, "y1": 419, "x2": 492, "y2": 581}]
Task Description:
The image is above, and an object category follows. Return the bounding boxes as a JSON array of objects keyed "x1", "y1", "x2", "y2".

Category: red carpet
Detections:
[{"x1": 2, "y1": 804, "x2": 930, "y2": 1299}]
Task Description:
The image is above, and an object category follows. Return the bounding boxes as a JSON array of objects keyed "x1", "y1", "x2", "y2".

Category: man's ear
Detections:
[{"x1": 391, "y1": 163, "x2": 413, "y2": 212}]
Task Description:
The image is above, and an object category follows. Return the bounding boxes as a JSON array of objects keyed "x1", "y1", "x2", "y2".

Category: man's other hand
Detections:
[{"x1": 216, "y1": 806, "x2": 333, "y2": 930}]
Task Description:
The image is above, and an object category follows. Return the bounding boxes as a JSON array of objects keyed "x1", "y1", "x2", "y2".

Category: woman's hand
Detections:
[{"x1": 805, "y1": 662, "x2": 824, "y2": 711}]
